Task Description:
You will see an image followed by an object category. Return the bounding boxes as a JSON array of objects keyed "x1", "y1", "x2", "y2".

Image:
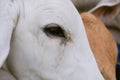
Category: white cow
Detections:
[{"x1": 0, "y1": 0, "x2": 104, "y2": 80}]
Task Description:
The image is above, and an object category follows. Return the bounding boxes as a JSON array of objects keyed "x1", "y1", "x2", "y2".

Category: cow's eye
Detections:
[{"x1": 43, "y1": 23, "x2": 66, "y2": 39}]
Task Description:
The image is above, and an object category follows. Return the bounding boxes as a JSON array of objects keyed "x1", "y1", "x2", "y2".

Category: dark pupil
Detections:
[{"x1": 44, "y1": 27, "x2": 66, "y2": 38}]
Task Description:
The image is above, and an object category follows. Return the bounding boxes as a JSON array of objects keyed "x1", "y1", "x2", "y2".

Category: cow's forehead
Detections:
[{"x1": 18, "y1": 0, "x2": 84, "y2": 35}]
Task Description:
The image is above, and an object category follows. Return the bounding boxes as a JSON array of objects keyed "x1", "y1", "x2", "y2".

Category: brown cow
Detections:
[{"x1": 81, "y1": 12, "x2": 118, "y2": 80}]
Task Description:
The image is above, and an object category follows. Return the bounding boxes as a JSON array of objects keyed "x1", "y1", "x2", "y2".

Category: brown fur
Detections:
[{"x1": 81, "y1": 12, "x2": 118, "y2": 80}]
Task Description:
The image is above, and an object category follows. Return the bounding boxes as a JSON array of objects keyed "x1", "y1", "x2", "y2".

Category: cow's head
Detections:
[{"x1": 0, "y1": 0, "x2": 104, "y2": 80}]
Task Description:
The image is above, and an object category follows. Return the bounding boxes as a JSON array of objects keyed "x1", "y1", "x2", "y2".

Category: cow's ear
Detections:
[
  {"x1": 0, "y1": 27, "x2": 13, "y2": 68},
  {"x1": 0, "y1": 1, "x2": 17, "y2": 68},
  {"x1": 89, "y1": 0, "x2": 120, "y2": 21},
  {"x1": 91, "y1": 5, "x2": 119, "y2": 20}
]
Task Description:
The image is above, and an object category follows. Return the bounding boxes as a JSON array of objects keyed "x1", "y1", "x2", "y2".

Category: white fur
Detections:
[{"x1": 0, "y1": 0, "x2": 104, "y2": 80}]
